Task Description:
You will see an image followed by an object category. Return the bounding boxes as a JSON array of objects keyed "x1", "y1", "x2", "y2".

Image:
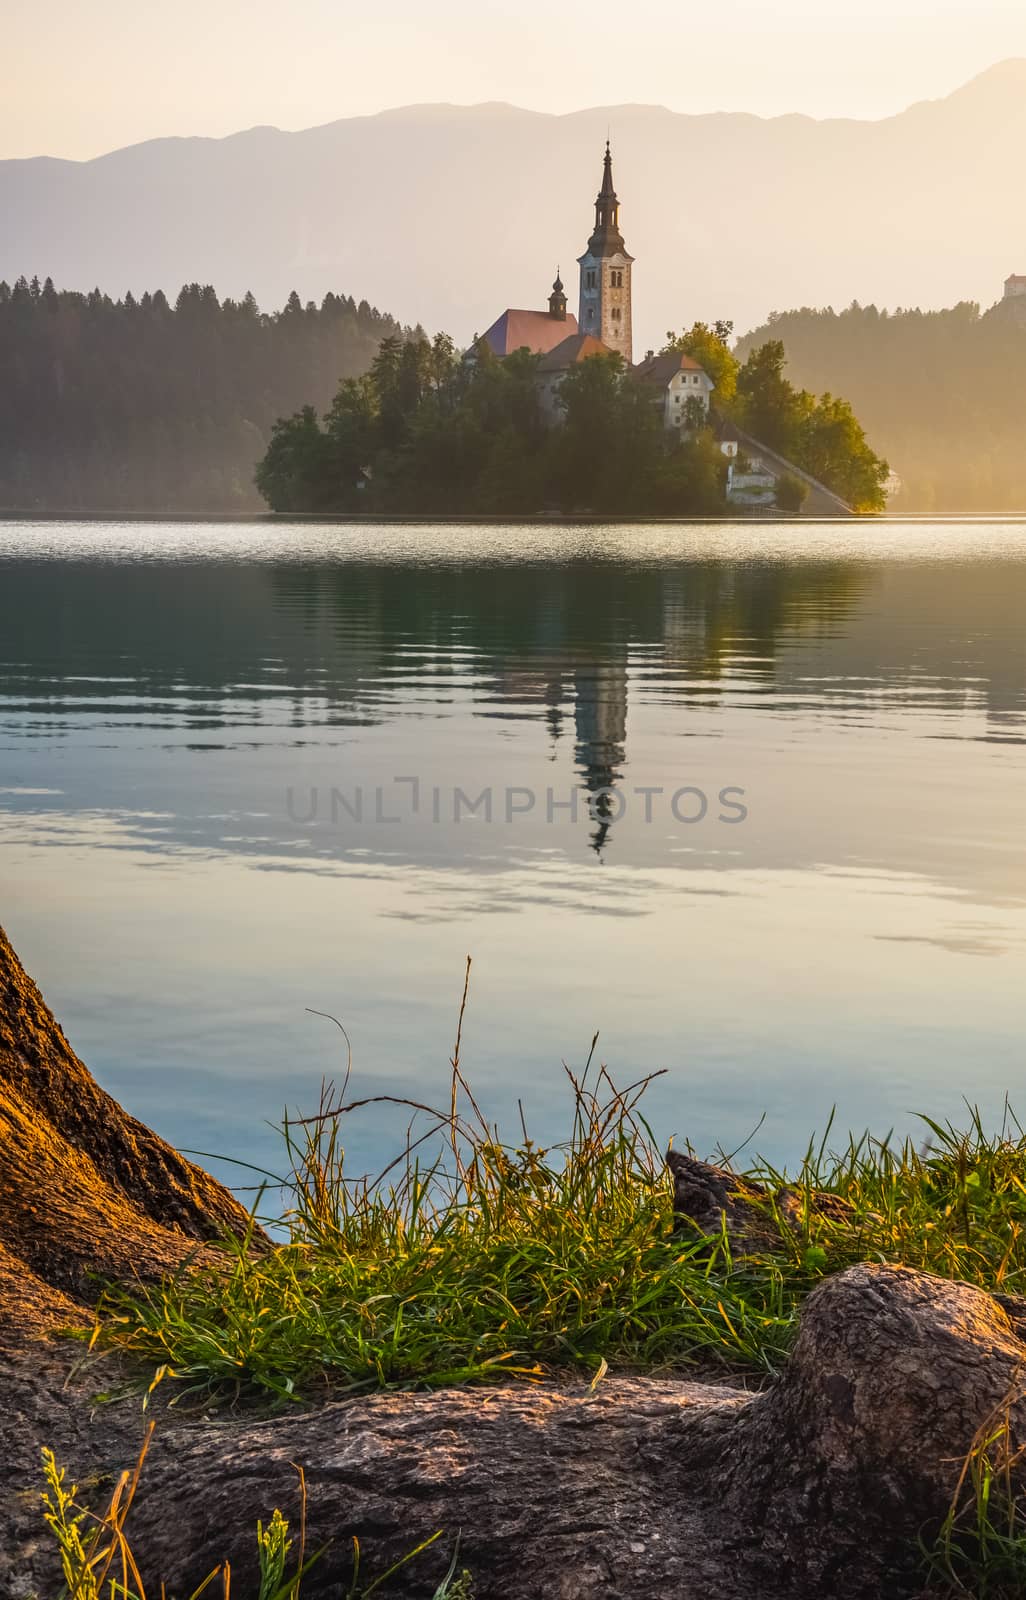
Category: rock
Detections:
[
  {"x1": 666, "y1": 1147, "x2": 856, "y2": 1253},
  {"x1": 1, "y1": 925, "x2": 1021, "y2": 1598}
]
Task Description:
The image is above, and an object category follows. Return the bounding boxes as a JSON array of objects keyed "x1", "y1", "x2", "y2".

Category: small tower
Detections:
[
  {"x1": 577, "y1": 142, "x2": 634, "y2": 362},
  {"x1": 548, "y1": 270, "x2": 568, "y2": 321}
]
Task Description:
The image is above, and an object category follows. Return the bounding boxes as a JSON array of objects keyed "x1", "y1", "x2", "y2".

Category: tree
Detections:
[
  {"x1": 0, "y1": 277, "x2": 402, "y2": 513},
  {"x1": 246, "y1": 318, "x2": 885, "y2": 518},
  {"x1": 774, "y1": 472, "x2": 809, "y2": 513},
  {"x1": 551, "y1": 352, "x2": 664, "y2": 512},
  {"x1": 663, "y1": 321, "x2": 739, "y2": 407},
  {"x1": 464, "y1": 346, "x2": 542, "y2": 441},
  {"x1": 429, "y1": 331, "x2": 460, "y2": 396},
  {"x1": 797, "y1": 393, "x2": 889, "y2": 512},
  {"x1": 682, "y1": 394, "x2": 709, "y2": 434},
  {"x1": 254, "y1": 406, "x2": 335, "y2": 512},
  {"x1": 735, "y1": 340, "x2": 806, "y2": 452},
  {"x1": 650, "y1": 431, "x2": 728, "y2": 515},
  {"x1": 732, "y1": 300, "x2": 1025, "y2": 511},
  {"x1": 323, "y1": 377, "x2": 376, "y2": 502}
]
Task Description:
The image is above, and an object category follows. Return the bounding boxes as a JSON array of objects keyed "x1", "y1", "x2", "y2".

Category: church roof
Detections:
[
  {"x1": 632, "y1": 351, "x2": 712, "y2": 388},
  {"x1": 482, "y1": 308, "x2": 580, "y2": 357},
  {"x1": 537, "y1": 333, "x2": 614, "y2": 371},
  {"x1": 584, "y1": 141, "x2": 630, "y2": 259}
]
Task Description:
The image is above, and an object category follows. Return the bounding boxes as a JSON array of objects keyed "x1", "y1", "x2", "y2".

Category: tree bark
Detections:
[
  {"x1": 114, "y1": 1267, "x2": 1026, "y2": 1600},
  {"x1": 2, "y1": 923, "x2": 1024, "y2": 1599},
  {"x1": 0, "y1": 920, "x2": 257, "y2": 1340}
]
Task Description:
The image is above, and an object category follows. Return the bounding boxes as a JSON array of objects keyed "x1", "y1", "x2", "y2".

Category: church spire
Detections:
[
  {"x1": 577, "y1": 140, "x2": 634, "y2": 363},
  {"x1": 589, "y1": 140, "x2": 626, "y2": 255},
  {"x1": 600, "y1": 140, "x2": 615, "y2": 198}
]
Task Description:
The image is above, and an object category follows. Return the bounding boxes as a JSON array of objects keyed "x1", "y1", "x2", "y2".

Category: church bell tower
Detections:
[{"x1": 577, "y1": 142, "x2": 634, "y2": 362}]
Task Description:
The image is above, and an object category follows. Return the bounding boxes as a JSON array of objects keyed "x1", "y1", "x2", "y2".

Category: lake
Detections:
[{"x1": 1, "y1": 518, "x2": 1024, "y2": 1195}]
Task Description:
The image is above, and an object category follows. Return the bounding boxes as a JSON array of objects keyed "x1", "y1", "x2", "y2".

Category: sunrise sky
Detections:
[{"x1": 6, "y1": 0, "x2": 1026, "y2": 161}]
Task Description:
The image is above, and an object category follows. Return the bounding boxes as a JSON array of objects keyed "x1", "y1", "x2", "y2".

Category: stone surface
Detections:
[{"x1": 2, "y1": 923, "x2": 1023, "y2": 1598}]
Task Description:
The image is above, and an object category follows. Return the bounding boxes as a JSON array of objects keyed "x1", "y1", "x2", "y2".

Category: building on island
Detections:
[
  {"x1": 1004, "y1": 275, "x2": 1026, "y2": 299},
  {"x1": 536, "y1": 332, "x2": 611, "y2": 420},
  {"x1": 480, "y1": 275, "x2": 579, "y2": 357},
  {"x1": 713, "y1": 415, "x2": 740, "y2": 461},
  {"x1": 479, "y1": 143, "x2": 720, "y2": 441},
  {"x1": 576, "y1": 142, "x2": 634, "y2": 362},
  {"x1": 632, "y1": 351, "x2": 715, "y2": 429},
  {"x1": 474, "y1": 142, "x2": 854, "y2": 513}
]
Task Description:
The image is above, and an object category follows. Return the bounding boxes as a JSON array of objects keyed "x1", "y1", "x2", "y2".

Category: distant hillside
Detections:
[
  {"x1": 0, "y1": 279, "x2": 409, "y2": 512},
  {"x1": 3, "y1": 62, "x2": 1026, "y2": 353},
  {"x1": 735, "y1": 298, "x2": 1026, "y2": 512}
]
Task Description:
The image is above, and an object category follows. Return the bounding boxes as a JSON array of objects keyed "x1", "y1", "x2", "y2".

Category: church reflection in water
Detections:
[
  {"x1": 498, "y1": 654, "x2": 629, "y2": 853},
  {"x1": 7, "y1": 545, "x2": 1026, "y2": 864},
  {"x1": 572, "y1": 660, "x2": 628, "y2": 853}
]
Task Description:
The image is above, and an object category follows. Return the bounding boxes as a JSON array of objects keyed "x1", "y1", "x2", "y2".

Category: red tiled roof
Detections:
[
  {"x1": 632, "y1": 351, "x2": 712, "y2": 388},
  {"x1": 482, "y1": 308, "x2": 580, "y2": 357},
  {"x1": 537, "y1": 333, "x2": 613, "y2": 371}
]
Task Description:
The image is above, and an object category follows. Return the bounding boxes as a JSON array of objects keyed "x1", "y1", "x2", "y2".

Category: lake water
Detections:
[{"x1": 2, "y1": 518, "x2": 1024, "y2": 1194}]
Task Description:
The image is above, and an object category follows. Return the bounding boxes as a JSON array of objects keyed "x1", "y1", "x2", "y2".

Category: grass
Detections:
[
  {"x1": 40, "y1": 1424, "x2": 473, "y2": 1599},
  {"x1": 84, "y1": 964, "x2": 1026, "y2": 1404},
  {"x1": 923, "y1": 1402, "x2": 1026, "y2": 1599}
]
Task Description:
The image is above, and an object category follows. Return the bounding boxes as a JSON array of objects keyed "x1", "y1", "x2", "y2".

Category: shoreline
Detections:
[
  {"x1": 6, "y1": 507, "x2": 1026, "y2": 525},
  {"x1": 2, "y1": 921, "x2": 1026, "y2": 1597}
]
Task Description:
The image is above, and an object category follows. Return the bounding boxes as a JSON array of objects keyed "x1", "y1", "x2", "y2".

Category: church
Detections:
[
  {"x1": 478, "y1": 143, "x2": 714, "y2": 432},
  {"x1": 475, "y1": 143, "x2": 853, "y2": 513}
]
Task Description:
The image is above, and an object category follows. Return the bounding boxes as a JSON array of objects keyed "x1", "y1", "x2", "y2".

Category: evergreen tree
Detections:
[
  {"x1": 732, "y1": 300, "x2": 1026, "y2": 509},
  {"x1": 0, "y1": 277, "x2": 405, "y2": 512}
]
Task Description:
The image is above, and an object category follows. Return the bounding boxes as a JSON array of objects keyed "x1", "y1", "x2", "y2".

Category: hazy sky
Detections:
[{"x1": 7, "y1": 0, "x2": 1026, "y2": 160}]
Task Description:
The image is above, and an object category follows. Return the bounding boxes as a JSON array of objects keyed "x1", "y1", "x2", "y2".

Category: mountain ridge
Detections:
[
  {"x1": 4, "y1": 62, "x2": 1026, "y2": 346},
  {"x1": 16, "y1": 58, "x2": 1026, "y2": 169}
]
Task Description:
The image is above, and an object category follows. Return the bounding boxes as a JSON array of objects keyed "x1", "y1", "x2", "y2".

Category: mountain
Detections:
[
  {"x1": 3, "y1": 63, "x2": 1026, "y2": 354},
  {"x1": 736, "y1": 296, "x2": 1026, "y2": 512}
]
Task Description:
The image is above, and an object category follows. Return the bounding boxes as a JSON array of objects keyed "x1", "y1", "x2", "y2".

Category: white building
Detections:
[{"x1": 632, "y1": 351, "x2": 716, "y2": 430}]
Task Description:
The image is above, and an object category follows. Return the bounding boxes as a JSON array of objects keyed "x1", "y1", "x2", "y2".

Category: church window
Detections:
[
  {"x1": 586, "y1": 270, "x2": 596, "y2": 289},
  {"x1": 610, "y1": 269, "x2": 623, "y2": 288}
]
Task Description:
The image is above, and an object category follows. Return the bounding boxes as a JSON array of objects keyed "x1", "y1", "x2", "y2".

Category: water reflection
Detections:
[{"x1": 1, "y1": 521, "x2": 1025, "y2": 1178}]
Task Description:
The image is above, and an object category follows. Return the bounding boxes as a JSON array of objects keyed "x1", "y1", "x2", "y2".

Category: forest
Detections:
[
  {"x1": 255, "y1": 324, "x2": 888, "y2": 516},
  {"x1": 0, "y1": 276, "x2": 410, "y2": 512},
  {"x1": 0, "y1": 277, "x2": 897, "y2": 516},
  {"x1": 736, "y1": 298, "x2": 1026, "y2": 511}
]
